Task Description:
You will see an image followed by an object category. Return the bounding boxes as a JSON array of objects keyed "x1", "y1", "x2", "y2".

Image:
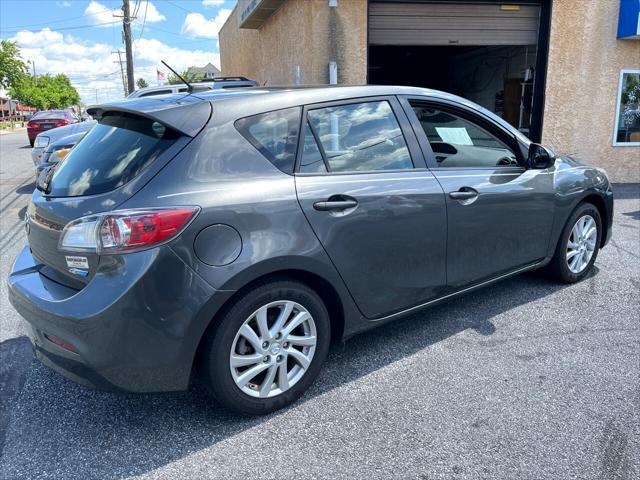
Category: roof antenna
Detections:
[{"x1": 161, "y1": 60, "x2": 192, "y2": 92}]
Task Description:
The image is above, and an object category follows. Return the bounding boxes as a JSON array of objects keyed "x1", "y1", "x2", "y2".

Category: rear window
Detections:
[
  {"x1": 33, "y1": 111, "x2": 66, "y2": 119},
  {"x1": 47, "y1": 113, "x2": 180, "y2": 197},
  {"x1": 235, "y1": 107, "x2": 301, "y2": 173}
]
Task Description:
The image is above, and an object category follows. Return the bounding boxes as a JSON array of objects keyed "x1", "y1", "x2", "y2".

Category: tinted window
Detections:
[
  {"x1": 47, "y1": 113, "x2": 180, "y2": 197},
  {"x1": 33, "y1": 111, "x2": 67, "y2": 119},
  {"x1": 411, "y1": 105, "x2": 518, "y2": 167},
  {"x1": 305, "y1": 101, "x2": 412, "y2": 173},
  {"x1": 235, "y1": 107, "x2": 301, "y2": 173}
]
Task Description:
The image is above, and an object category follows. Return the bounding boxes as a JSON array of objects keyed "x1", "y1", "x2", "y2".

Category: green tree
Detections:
[
  {"x1": 10, "y1": 73, "x2": 80, "y2": 110},
  {"x1": 0, "y1": 40, "x2": 28, "y2": 89},
  {"x1": 167, "y1": 68, "x2": 203, "y2": 85},
  {"x1": 136, "y1": 77, "x2": 149, "y2": 89}
]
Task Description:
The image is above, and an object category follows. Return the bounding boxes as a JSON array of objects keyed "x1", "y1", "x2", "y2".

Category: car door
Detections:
[
  {"x1": 294, "y1": 96, "x2": 447, "y2": 319},
  {"x1": 400, "y1": 96, "x2": 555, "y2": 289}
]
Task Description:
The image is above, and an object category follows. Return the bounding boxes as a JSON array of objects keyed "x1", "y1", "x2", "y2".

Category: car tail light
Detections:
[
  {"x1": 27, "y1": 120, "x2": 36, "y2": 128},
  {"x1": 55, "y1": 119, "x2": 70, "y2": 127},
  {"x1": 59, "y1": 207, "x2": 199, "y2": 254}
]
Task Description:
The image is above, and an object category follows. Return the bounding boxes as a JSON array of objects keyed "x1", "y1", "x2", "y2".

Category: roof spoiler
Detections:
[{"x1": 87, "y1": 99, "x2": 212, "y2": 138}]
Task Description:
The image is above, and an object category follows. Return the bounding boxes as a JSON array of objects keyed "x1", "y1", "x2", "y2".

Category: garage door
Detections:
[{"x1": 369, "y1": 2, "x2": 541, "y2": 46}]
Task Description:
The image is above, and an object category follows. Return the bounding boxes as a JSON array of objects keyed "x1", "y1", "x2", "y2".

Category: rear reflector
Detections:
[{"x1": 44, "y1": 333, "x2": 78, "y2": 353}]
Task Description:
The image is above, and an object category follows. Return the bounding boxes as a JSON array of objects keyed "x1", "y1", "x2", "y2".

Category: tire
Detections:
[
  {"x1": 29, "y1": 139, "x2": 34, "y2": 147},
  {"x1": 548, "y1": 202, "x2": 602, "y2": 283},
  {"x1": 201, "y1": 279, "x2": 330, "y2": 415}
]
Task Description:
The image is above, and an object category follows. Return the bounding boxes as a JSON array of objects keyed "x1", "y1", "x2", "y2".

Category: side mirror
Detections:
[{"x1": 527, "y1": 143, "x2": 556, "y2": 169}]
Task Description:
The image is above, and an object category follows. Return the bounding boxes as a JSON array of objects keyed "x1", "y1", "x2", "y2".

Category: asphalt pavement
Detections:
[{"x1": 0, "y1": 130, "x2": 638, "y2": 480}]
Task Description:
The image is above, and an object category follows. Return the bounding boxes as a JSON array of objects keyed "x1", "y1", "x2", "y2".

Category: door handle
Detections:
[
  {"x1": 449, "y1": 189, "x2": 478, "y2": 200},
  {"x1": 313, "y1": 199, "x2": 358, "y2": 211}
]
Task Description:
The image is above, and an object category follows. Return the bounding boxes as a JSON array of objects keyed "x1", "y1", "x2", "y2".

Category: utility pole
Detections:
[
  {"x1": 112, "y1": 50, "x2": 128, "y2": 97},
  {"x1": 121, "y1": 0, "x2": 135, "y2": 96},
  {"x1": 31, "y1": 60, "x2": 37, "y2": 84}
]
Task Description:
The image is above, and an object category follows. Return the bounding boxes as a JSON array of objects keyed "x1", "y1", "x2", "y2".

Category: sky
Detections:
[{"x1": 0, "y1": 0, "x2": 236, "y2": 104}]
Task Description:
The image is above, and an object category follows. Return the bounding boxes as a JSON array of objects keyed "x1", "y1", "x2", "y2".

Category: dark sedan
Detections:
[{"x1": 8, "y1": 86, "x2": 613, "y2": 415}]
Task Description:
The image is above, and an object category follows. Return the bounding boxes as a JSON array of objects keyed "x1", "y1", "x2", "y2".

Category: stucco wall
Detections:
[
  {"x1": 220, "y1": 0, "x2": 367, "y2": 86},
  {"x1": 542, "y1": 0, "x2": 640, "y2": 182}
]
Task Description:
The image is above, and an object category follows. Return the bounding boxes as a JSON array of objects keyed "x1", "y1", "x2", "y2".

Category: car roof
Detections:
[{"x1": 88, "y1": 85, "x2": 525, "y2": 140}]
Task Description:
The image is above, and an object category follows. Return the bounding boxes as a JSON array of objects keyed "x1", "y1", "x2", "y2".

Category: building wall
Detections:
[
  {"x1": 220, "y1": 0, "x2": 367, "y2": 86},
  {"x1": 542, "y1": 0, "x2": 640, "y2": 182}
]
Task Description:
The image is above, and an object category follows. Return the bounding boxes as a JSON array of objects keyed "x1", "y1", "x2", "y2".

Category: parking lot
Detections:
[{"x1": 0, "y1": 129, "x2": 638, "y2": 480}]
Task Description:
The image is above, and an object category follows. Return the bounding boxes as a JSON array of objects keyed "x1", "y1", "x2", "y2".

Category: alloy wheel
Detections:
[
  {"x1": 229, "y1": 300, "x2": 317, "y2": 398},
  {"x1": 566, "y1": 214, "x2": 597, "y2": 274}
]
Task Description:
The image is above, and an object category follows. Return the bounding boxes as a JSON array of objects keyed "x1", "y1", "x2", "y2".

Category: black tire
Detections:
[
  {"x1": 201, "y1": 279, "x2": 330, "y2": 415},
  {"x1": 29, "y1": 139, "x2": 34, "y2": 147},
  {"x1": 548, "y1": 202, "x2": 602, "y2": 283}
]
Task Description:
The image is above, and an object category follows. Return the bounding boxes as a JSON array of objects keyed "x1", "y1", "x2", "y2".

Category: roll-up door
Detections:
[{"x1": 369, "y1": 2, "x2": 541, "y2": 46}]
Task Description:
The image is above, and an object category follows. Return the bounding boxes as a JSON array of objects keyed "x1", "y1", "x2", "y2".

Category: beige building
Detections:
[{"x1": 220, "y1": 0, "x2": 640, "y2": 182}]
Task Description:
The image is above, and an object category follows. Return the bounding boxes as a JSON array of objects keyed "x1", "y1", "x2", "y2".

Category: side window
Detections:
[
  {"x1": 300, "y1": 100, "x2": 413, "y2": 173},
  {"x1": 411, "y1": 104, "x2": 519, "y2": 168},
  {"x1": 235, "y1": 106, "x2": 301, "y2": 173}
]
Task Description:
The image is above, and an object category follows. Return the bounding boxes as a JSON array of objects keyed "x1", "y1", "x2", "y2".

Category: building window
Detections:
[{"x1": 613, "y1": 70, "x2": 640, "y2": 146}]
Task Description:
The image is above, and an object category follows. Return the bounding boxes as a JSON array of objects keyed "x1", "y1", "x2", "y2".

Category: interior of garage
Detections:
[{"x1": 368, "y1": 1, "x2": 544, "y2": 137}]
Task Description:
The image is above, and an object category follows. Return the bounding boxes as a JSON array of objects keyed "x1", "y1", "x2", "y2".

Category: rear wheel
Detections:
[
  {"x1": 201, "y1": 279, "x2": 330, "y2": 415},
  {"x1": 548, "y1": 202, "x2": 601, "y2": 283}
]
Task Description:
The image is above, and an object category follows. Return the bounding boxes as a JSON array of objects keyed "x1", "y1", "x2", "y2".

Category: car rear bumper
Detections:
[{"x1": 8, "y1": 245, "x2": 230, "y2": 392}]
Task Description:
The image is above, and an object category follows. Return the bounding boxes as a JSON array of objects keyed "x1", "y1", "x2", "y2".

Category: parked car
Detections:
[
  {"x1": 27, "y1": 110, "x2": 79, "y2": 147},
  {"x1": 9, "y1": 86, "x2": 613, "y2": 415},
  {"x1": 32, "y1": 120, "x2": 96, "y2": 165},
  {"x1": 33, "y1": 131, "x2": 86, "y2": 179},
  {"x1": 127, "y1": 76, "x2": 258, "y2": 98}
]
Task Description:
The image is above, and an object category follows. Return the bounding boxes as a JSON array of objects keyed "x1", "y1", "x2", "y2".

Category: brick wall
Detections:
[
  {"x1": 219, "y1": 0, "x2": 367, "y2": 87},
  {"x1": 542, "y1": 0, "x2": 640, "y2": 182}
]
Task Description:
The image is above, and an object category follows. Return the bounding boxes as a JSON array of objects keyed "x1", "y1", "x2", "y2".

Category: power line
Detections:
[
  {"x1": 0, "y1": 6, "x2": 115, "y2": 30},
  {"x1": 0, "y1": 20, "x2": 119, "y2": 34},
  {"x1": 161, "y1": 0, "x2": 195, "y2": 14}
]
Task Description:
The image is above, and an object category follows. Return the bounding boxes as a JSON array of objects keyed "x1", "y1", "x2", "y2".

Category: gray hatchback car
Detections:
[{"x1": 8, "y1": 86, "x2": 613, "y2": 415}]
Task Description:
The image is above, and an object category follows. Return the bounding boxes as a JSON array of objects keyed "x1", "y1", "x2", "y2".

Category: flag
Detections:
[{"x1": 157, "y1": 70, "x2": 166, "y2": 81}]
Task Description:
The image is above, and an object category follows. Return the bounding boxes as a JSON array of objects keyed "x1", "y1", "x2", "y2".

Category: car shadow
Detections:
[
  {"x1": 612, "y1": 183, "x2": 640, "y2": 200},
  {"x1": 0, "y1": 270, "x2": 580, "y2": 479},
  {"x1": 15, "y1": 182, "x2": 35, "y2": 195}
]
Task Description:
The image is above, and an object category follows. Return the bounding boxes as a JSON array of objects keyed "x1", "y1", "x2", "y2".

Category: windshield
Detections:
[{"x1": 46, "y1": 113, "x2": 180, "y2": 197}]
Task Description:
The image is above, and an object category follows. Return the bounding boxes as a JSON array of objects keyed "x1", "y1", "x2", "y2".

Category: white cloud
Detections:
[
  {"x1": 9, "y1": 28, "x2": 220, "y2": 105},
  {"x1": 84, "y1": 0, "x2": 119, "y2": 27},
  {"x1": 202, "y1": 0, "x2": 225, "y2": 6},
  {"x1": 56, "y1": 1, "x2": 72, "y2": 7},
  {"x1": 84, "y1": 1, "x2": 165, "y2": 28},
  {"x1": 180, "y1": 8, "x2": 232, "y2": 39},
  {"x1": 136, "y1": 1, "x2": 166, "y2": 23}
]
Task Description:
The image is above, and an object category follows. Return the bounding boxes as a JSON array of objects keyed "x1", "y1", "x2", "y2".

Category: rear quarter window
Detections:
[
  {"x1": 47, "y1": 113, "x2": 180, "y2": 197},
  {"x1": 235, "y1": 107, "x2": 301, "y2": 174}
]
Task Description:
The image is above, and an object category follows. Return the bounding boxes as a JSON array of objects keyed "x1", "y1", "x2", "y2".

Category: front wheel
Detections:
[
  {"x1": 548, "y1": 202, "x2": 602, "y2": 283},
  {"x1": 201, "y1": 279, "x2": 330, "y2": 415}
]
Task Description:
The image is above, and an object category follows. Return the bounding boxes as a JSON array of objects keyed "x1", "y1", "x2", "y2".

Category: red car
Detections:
[{"x1": 27, "y1": 110, "x2": 79, "y2": 147}]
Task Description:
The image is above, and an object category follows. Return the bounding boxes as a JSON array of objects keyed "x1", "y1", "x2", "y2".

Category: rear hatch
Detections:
[{"x1": 26, "y1": 96, "x2": 211, "y2": 288}]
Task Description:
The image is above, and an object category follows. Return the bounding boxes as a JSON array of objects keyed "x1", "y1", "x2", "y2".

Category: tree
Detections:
[
  {"x1": 136, "y1": 77, "x2": 149, "y2": 89},
  {"x1": 10, "y1": 73, "x2": 80, "y2": 110},
  {"x1": 167, "y1": 68, "x2": 203, "y2": 85},
  {"x1": 0, "y1": 40, "x2": 28, "y2": 89}
]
